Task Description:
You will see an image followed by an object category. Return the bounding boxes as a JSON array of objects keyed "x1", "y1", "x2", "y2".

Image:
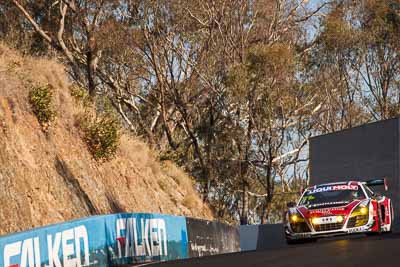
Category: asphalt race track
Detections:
[{"x1": 146, "y1": 234, "x2": 400, "y2": 267}]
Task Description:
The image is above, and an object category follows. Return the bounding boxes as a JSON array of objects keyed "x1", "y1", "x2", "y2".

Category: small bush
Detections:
[
  {"x1": 28, "y1": 84, "x2": 56, "y2": 129},
  {"x1": 70, "y1": 85, "x2": 91, "y2": 107},
  {"x1": 78, "y1": 112, "x2": 121, "y2": 161}
]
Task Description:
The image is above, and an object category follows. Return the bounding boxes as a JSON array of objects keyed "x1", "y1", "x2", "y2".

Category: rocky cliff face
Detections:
[{"x1": 0, "y1": 45, "x2": 212, "y2": 235}]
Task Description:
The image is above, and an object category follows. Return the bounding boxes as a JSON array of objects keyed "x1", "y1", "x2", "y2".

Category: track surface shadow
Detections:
[{"x1": 146, "y1": 233, "x2": 400, "y2": 267}]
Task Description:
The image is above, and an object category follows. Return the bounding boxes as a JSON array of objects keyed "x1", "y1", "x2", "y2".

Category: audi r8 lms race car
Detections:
[{"x1": 284, "y1": 179, "x2": 393, "y2": 244}]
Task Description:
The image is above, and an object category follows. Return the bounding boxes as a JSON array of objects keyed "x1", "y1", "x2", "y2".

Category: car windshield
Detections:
[{"x1": 299, "y1": 184, "x2": 365, "y2": 208}]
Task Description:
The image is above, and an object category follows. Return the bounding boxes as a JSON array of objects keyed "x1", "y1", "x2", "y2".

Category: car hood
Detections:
[{"x1": 296, "y1": 199, "x2": 363, "y2": 218}]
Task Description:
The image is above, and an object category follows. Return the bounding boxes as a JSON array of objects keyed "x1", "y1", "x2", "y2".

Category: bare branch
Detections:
[{"x1": 12, "y1": 0, "x2": 53, "y2": 44}]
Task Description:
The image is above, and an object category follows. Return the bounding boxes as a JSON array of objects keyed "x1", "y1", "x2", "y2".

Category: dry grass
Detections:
[
  {"x1": 162, "y1": 161, "x2": 194, "y2": 191},
  {"x1": 161, "y1": 161, "x2": 211, "y2": 215},
  {"x1": 0, "y1": 44, "x2": 213, "y2": 235},
  {"x1": 183, "y1": 194, "x2": 200, "y2": 209}
]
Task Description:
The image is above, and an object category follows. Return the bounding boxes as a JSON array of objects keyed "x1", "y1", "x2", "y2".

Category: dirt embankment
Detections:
[{"x1": 0, "y1": 45, "x2": 212, "y2": 235}]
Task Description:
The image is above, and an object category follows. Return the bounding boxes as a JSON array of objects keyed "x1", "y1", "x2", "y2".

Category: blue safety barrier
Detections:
[
  {"x1": 0, "y1": 213, "x2": 189, "y2": 267},
  {"x1": 105, "y1": 213, "x2": 188, "y2": 265}
]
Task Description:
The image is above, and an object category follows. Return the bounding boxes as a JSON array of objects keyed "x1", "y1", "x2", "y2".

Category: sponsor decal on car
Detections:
[
  {"x1": 312, "y1": 216, "x2": 340, "y2": 224},
  {"x1": 348, "y1": 227, "x2": 366, "y2": 233},
  {"x1": 307, "y1": 185, "x2": 358, "y2": 195},
  {"x1": 292, "y1": 233, "x2": 311, "y2": 238},
  {"x1": 308, "y1": 201, "x2": 349, "y2": 208},
  {"x1": 309, "y1": 207, "x2": 346, "y2": 214}
]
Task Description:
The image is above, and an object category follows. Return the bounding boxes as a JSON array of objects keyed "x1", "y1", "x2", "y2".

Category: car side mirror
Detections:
[
  {"x1": 373, "y1": 192, "x2": 381, "y2": 198},
  {"x1": 287, "y1": 201, "x2": 296, "y2": 208}
]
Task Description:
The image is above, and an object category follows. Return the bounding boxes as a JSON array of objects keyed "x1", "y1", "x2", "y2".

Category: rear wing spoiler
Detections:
[{"x1": 364, "y1": 178, "x2": 388, "y2": 191}]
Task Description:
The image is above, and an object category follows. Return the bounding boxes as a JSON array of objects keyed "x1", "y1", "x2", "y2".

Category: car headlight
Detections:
[
  {"x1": 360, "y1": 207, "x2": 368, "y2": 215},
  {"x1": 348, "y1": 203, "x2": 369, "y2": 227},
  {"x1": 290, "y1": 213, "x2": 305, "y2": 223},
  {"x1": 351, "y1": 204, "x2": 369, "y2": 216},
  {"x1": 311, "y1": 217, "x2": 319, "y2": 225},
  {"x1": 288, "y1": 212, "x2": 310, "y2": 233}
]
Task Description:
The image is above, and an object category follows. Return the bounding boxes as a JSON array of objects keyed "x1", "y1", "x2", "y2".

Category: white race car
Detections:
[{"x1": 284, "y1": 179, "x2": 393, "y2": 244}]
